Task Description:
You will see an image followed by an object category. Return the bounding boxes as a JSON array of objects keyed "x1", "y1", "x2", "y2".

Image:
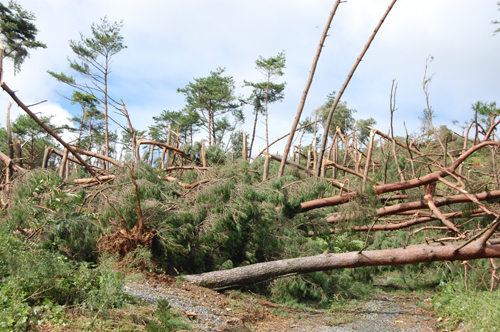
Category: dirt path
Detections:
[{"x1": 124, "y1": 275, "x2": 439, "y2": 332}]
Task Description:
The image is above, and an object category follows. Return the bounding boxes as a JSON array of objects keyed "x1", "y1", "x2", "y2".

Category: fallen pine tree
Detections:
[{"x1": 184, "y1": 229, "x2": 500, "y2": 289}]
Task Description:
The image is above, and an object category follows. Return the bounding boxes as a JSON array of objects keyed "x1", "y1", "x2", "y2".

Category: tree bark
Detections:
[
  {"x1": 374, "y1": 141, "x2": 500, "y2": 195},
  {"x1": 316, "y1": 0, "x2": 398, "y2": 176},
  {"x1": 184, "y1": 238, "x2": 500, "y2": 289},
  {"x1": 278, "y1": 0, "x2": 343, "y2": 177},
  {"x1": 70, "y1": 146, "x2": 122, "y2": 167}
]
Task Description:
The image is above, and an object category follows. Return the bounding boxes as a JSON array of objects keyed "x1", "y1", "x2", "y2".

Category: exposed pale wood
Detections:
[
  {"x1": 74, "y1": 175, "x2": 115, "y2": 184},
  {"x1": 263, "y1": 154, "x2": 270, "y2": 181}
]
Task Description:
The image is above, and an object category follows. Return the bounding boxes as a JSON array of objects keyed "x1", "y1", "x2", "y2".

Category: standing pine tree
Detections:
[
  {"x1": 177, "y1": 68, "x2": 242, "y2": 147},
  {"x1": 244, "y1": 52, "x2": 286, "y2": 157},
  {"x1": 48, "y1": 17, "x2": 126, "y2": 169}
]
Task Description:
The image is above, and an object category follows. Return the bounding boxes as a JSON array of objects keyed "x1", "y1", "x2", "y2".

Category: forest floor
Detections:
[{"x1": 124, "y1": 274, "x2": 447, "y2": 332}]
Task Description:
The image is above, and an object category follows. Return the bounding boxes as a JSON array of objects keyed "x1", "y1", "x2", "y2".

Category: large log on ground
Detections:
[{"x1": 184, "y1": 239, "x2": 500, "y2": 289}]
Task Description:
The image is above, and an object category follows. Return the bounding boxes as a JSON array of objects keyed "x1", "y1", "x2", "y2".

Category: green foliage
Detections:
[
  {"x1": 177, "y1": 67, "x2": 243, "y2": 147},
  {"x1": 243, "y1": 51, "x2": 287, "y2": 142},
  {"x1": 0, "y1": 114, "x2": 61, "y2": 169},
  {"x1": 146, "y1": 299, "x2": 191, "y2": 332},
  {"x1": 493, "y1": 1, "x2": 500, "y2": 35},
  {"x1": 0, "y1": 224, "x2": 131, "y2": 330},
  {"x1": 0, "y1": 0, "x2": 46, "y2": 73}
]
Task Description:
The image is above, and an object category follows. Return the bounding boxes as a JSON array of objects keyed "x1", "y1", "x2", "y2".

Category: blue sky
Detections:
[{"x1": 0, "y1": 0, "x2": 499, "y2": 157}]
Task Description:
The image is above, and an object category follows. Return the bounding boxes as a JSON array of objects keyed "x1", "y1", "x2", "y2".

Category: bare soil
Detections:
[{"x1": 124, "y1": 274, "x2": 441, "y2": 332}]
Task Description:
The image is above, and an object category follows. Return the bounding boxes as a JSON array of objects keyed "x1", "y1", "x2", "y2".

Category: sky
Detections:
[{"x1": 0, "y1": 0, "x2": 499, "y2": 158}]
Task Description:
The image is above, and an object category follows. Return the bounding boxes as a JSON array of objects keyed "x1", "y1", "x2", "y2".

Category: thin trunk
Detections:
[
  {"x1": 362, "y1": 129, "x2": 376, "y2": 192},
  {"x1": 58, "y1": 148, "x2": 69, "y2": 178},
  {"x1": 64, "y1": 158, "x2": 70, "y2": 182},
  {"x1": 249, "y1": 104, "x2": 259, "y2": 160},
  {"x1": 313, "y1": 108, "x2": 318, "y2": 173},
  {"x1": 201, "y1": 140, "x2": 207, "y2": 167},
  {"x1": 149, "y1": 144, "x2": 154, "y2": 166},
  {"x1": 263, "y1": 154, "x2": 270, "y2": 181},
  {"x1": 306, "y1": 150, "x2": 312, "y2": 171},
  {"x1": 317, "y1": 0, "x2": 398, "y2": 176},
  {"x1": 42, "y1": 146, "x2": 51, "y2": 169},
  {"x1": 6, "y1": 101, "x2": 13, "y2": 180},
  {"x1": 166, "y1": 125, "x2": 171, "y2": 166},
  {"x1": 279, "y1": 0, "x2": 343, "y2": 177},
  {"x1": 6, "y1": 101, "x2": 13, "y2": 160},
  {"x1": 104, "y1": 60, "x2": 109, "y2": 170},
  {"x1": 265, "y1": 78, "x2": 270, "y2": 153},
  {"x1": 242, "y1": 132, "x2": 247, "y2": 160},
  {"x1": 14, "y1": 138, "x2": 22, "y2": 168},
  {"x1": 161, "y1": 147, "x2": 166, "y2": 169}
]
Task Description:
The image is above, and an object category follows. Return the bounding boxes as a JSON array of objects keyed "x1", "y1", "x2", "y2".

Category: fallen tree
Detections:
[{"x1": 184, "y1": 233, "x2": 500, "y2": 289}]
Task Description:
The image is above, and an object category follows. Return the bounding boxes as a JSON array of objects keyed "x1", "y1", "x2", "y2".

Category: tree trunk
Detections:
[
  {"x1": 184, "y1": 238, "x2": 500, "y2": 289},
  {"x1": 242, "y1": 132, "x2": 247, "y2": 160},
  {"x1": 1, "y1": 82, "x2": 97, "y2": 177},
  {"x1": 316, "y1": 0, "x2": 398, "y2": 176},
  {"x1": 249, "y1": 104, "x2": 259, "y2": 160},
  {"x1": 278, "y1": 0, "x2": 343, "y2": 177}
]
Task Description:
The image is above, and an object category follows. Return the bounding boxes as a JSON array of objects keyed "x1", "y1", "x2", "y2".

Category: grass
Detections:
[{"x1": 433, "y1": 282, "x2": 500, "y2": 331}]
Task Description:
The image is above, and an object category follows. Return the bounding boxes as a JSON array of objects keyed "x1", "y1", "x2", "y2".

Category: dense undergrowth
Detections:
[{"x1": 1, "y1": 147, "x2": 499, "y2": 330}]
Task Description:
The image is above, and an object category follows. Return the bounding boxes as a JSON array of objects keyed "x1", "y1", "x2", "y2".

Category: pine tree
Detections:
[
  {"x1": 243, "y1": 51, "x2": 286, "y2": 157},
  {"x1": 0, "y1": 0, "x2": 46, "y2": 74},
  {"x1": 48, "y1": 17, "x2": 126, "y2": 168},
  {"x1": 177, "y1": 67, "x2": 242, "y2": 146}
]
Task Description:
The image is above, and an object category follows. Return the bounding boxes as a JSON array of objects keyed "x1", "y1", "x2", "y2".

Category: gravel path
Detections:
[{"x1": 124, "y1": 277, "x2": 439, "y2": 332}]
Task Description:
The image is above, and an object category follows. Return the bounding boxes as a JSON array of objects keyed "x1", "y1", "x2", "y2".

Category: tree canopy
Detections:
[
  {"x1": 177, "y1": 67, "x2": 242, "y2": 147},
  {"x1": 0, "y1": 0, "x2": 46, "y2": 74}
]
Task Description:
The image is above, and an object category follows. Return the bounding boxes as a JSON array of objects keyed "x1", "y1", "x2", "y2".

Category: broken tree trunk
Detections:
[
  {"x1": 373, "y1": 141, "x2": 500, "y2": 195},
  {"x1": 279, "y1": 1, "x2": 343, "y2": 177},
  {"x1": 1, "y1": 82, "x2": 97, "y2": 177},
  {"x1": 184, "y1": 237, "x2": 500, "y2": 289}
]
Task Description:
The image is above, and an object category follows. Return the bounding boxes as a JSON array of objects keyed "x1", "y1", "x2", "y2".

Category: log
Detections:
[
  {"x1": 373, "y1": 141, "x2": 500, "y2": 195},
  {"x1": 164, "y1": 166, "x2": 210, "y2": 171},
  {"x1": 137, "y1": 139, "x2": 191, "y2": 162},
  {"x1": 0, "y1": 150, "x2": 25, "y2": 172},
  {"x1": 162, "y1": 176, "x2": 212, "y2": 190},
  {"x1": 269, "y1": 154, "x2": 313, "y2": 176},
  {"x1": 184, "y1": 238, "x2": 500, "y2": 289},
  {"x1": 71, "y1": 146, "x2": 123, "y2": 167},
  {"x1": 327, "y1": 211, "x2": 485, "y2": 233},
  {"x1": 74, "y1": 175, "x2": 115, "y2": 185},
  {"x1": 301, "y1": 192, "x2": 357, "y2": 212},
  {"x1": 377, "y1": 189, "x2": 500, "y2": 217},
  {"x1": 299, "y1": 188, "x2": 500, "y2": 220}
]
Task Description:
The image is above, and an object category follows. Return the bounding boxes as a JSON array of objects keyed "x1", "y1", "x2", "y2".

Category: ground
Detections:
[{"x1": 124, "y1": 274, "x2": 443, "y2": 332}]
